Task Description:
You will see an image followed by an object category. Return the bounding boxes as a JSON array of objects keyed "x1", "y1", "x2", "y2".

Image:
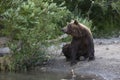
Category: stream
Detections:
[{"x1": 0, "y1": 71, "x2": 103, "y2": 80}]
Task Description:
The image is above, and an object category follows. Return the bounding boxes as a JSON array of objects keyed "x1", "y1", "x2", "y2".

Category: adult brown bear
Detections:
[{"x1": 62, "y1": 20, "x2": 95, "y2": 65}]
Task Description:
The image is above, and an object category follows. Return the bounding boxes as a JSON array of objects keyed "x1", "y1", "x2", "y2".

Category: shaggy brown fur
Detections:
[{"x1": 62, "y1": 20, "x2": 95, "y2": 65}]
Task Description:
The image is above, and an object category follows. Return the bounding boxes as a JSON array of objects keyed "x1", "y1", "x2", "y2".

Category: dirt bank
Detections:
[{"x1": 39, "y1": 38, "x2": 120, "y2": 80}]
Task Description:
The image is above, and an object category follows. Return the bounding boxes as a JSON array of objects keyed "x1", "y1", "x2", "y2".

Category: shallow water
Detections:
[{"x1": 0, "y1": 71, "x2": 104, "y2": 80}]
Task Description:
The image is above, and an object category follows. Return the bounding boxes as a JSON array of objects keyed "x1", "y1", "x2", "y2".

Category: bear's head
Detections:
[{"x1": 62, "y1": 20, "x2": 82, "y2": 37}]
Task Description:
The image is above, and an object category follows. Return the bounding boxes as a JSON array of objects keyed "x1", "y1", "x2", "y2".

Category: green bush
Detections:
[
  {"x1": 54, "y1": 0, "x2": 120, "y2": 38},
  {"x1": 91, "y1": 1, "x2": 120, "y2": 38},
  {"x1": 0, "y1": 0, "x2": 71, "y2": 71}
]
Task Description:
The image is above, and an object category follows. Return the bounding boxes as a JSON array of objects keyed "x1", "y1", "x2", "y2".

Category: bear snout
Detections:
[{"x1": 61, "y1": 27, "x2": 68, "y2": 33}]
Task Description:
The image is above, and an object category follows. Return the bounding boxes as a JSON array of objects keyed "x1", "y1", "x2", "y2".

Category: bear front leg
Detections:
[
  {"x1": 88, "y1": 50, "x2": 95, "y2": 61},
  {"x1": 71, "y1": 45, "x2": 78, "y2": 65},
  {"x1": 88, "y1": 43, "x2": 95, "y2": 61}
]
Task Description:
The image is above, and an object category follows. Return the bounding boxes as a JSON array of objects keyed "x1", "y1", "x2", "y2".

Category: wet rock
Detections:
[
  {"x1": 98, "y1": 42, "x2": 103, "y2": 45},
  {"x1": 106, "y1": 47, "x2": 109, "y2": 50},
  {"x1": 113, "y1": 41, "x2": 118, "y2": 44},
  {"x1": 40, "y1": 67, "x2": 47, "y2": 72},
  {"x1": 81, "y1": 75, "x2": 84, "y2": 78},
  {"x1": 0, "y1": 47, "x2": 10, "y2": 57}
]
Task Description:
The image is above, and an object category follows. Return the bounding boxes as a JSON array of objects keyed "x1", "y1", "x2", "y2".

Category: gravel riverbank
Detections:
[{"x1": 39, "y1": 38, "x2": 120, "y2": 80}]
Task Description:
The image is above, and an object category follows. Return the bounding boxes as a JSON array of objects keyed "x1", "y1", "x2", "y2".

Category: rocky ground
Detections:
[
  {"x1": 42, "y1": 38, "x2": 120, "y2": 80},
  {"x1": 1, "y1": 37, "x2": 120, "y2": 80}
]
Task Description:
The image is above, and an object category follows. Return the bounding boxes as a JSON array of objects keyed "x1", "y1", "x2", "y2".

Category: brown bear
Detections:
[{"x1": 62, "y1": 20, "x2": 95, "y2": 65}]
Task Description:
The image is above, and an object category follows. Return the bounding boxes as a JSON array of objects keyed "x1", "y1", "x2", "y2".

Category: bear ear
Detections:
[
  {"x1": 70, "y1": 20, "x2": 74, "y2": 23},
  {"x1": 74, "y1": 20, "x2": 79, "y2": 25}
]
